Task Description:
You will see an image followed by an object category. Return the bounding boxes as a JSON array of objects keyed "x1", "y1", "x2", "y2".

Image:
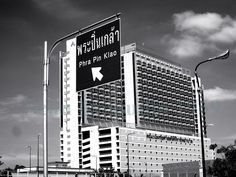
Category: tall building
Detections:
[{"x1": 59, "y1": 41, "x2": 213, "y2": 176}]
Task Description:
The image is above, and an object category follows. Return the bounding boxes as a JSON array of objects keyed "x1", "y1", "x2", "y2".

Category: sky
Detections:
[{"x1": 1, "y1": 0, "x2": 236, "y2": 169}]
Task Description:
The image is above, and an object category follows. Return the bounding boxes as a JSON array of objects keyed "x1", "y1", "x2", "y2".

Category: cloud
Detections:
[
  {"x1": 223, "y1": 133, "x2": 236, "y2": 140},
  {"x1": 169, "y1": 35, "x2": 205, "y2": 58},
  {"x1": 232, "y1": 47, "x2": 236, "y2": 54},
  {"x1": 49, "y1": 109, "x2": 60, "y2": 119},
  {"x1": 0, "y1": 109, "x2": 59, "y2": 122},
  {"x1": 166, "y1": 11, "x2": 236, "y2": 58},
  {"x1": 204, "y1": 87, "x2": 236, "y2": 102},
  {"x1": 0, "y1": 94, "x2": 27, "y2": 106},
  {"x1": 174, "y1": 11, "x2": 225, "y2": 34},
  {"x1": 0, "y1": 108, "x2": 7, "y2": 114},
  {"x1": 10, "y1": 111, "x2": 41, "y2": 122},
  {"x1": 209, "y1": 21, "x2": 236, "y2": 44},
  {"x1": 3, "y1": 153, "x2": 37, "y2": 162},
  {"x1": 216, "y1": 133, "x2": 236, "y2": 145},
  {"x1": 11, "y1": 125, "x2": 23, "y2": 137}
]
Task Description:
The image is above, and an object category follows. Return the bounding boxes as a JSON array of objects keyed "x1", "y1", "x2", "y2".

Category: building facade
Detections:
[
  {"x1": 81, "y1": 126, "x2": 214, "y2": 177},
  {"x1": 59, "y1": 41, "x2": 212, "y2": 175}
]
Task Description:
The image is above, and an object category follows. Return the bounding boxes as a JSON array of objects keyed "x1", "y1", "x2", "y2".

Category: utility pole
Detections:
[
  {"x1": 194, "y1": 49, "x2": 229, "y2": 177},
  {"x1": 37, "y1": 134, "x2": 41, "y2": 177},
  {"x1": 43, "y1": 41, "x2": 48, "y2": 177},
  {"x1": 43, "y1": 13, "x2": 121, "y2": 177},
  {"x1": 26, "y1": 146, "x2": 32, "y2": 172}
]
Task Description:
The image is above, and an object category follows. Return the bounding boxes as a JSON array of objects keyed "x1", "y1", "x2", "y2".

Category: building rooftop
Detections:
[
  {"x1": 121, "y1": 43, "x2": 191, "y2": 75},
  {"x1": 122, "y1": 43, "x2": 181, "y2": 66}
]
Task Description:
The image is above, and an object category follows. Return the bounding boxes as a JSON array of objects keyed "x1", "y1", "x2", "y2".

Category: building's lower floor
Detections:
[{"x1": 62, "y1": 126, "x2": 215, "y2": 177}]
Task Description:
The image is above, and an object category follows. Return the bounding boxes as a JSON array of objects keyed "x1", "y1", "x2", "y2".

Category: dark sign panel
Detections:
[{"x1": 76, "y1": 19, "x2": 121, "y2": 91}]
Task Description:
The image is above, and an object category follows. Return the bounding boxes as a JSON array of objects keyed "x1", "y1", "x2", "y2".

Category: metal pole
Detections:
[
  {"x1": 30, "y1": 146, "x2": 31, "y2": 172},
  {"x1": 37, "y1": 134, "x2": 40, "y2": 177},
  {"x1": 43, "y1": 41, "x2": 48, "y2": 177},
  {"x1": 194, "y1": 49, "x2": 230, "y2": 177},
  {"x1": 42, "y1": 13, "x2": 121, "y2": 177},
  {"x1": 127, "y1": 135, "x2": 130, "y2": 177},
  {"x1": 26, "y1": 146, "x2": 32, "y2": 173},
  {"x1": 47, "y1": 13, "x2": 121, "y2": 61},
  {"x1": 194, "y1": 74, "x2": 206, "y2": 177}
]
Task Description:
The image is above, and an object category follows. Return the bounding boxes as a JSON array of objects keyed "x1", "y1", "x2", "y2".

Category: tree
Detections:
[
  {"x1": 208, "y1": 140, "x2": 236, "y2": 177},
  {"x1": 0, "y1": 156, "x2": 4, "y2": 175},
  {"x1": 14, "y1": 165, "x2": 25, "y2": 172},
  {"x1": 0, "y1": 167, "x2": 13, "y2": 177},
  {"x1": 209, "y1": 143, "x2": 217, "y2": 150},
  {"x1": 98, "y1": 166, "x2": 115, "y2": 174},
  {"x1": 0, "y1": 156, "x2": 4, "y2": 167}
]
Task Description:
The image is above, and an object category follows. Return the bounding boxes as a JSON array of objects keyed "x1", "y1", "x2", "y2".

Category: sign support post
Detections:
[
  {"x1": 43, "y1": 41, "x2": 48, "y2": 177},
  {"x1": 43, "y1": 13, "x2": 121, "y2": 177}
]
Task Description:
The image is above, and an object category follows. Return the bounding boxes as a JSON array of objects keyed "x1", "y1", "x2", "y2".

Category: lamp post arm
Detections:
[
  {"x1": 47, "y1": 12, "x2": 121, "y2": 58},
  {"x1": 193, "y1": 49, "x2": 230, "y2": 177},
  {"x1": 195, "y1": 60, "x2": 210, "y2": 75},
  {"x1": 194, "y1": 59, "x2": 212, "y2": 89},
  {"x1": 46, "y1": 12, "x2": 121, "y2": 85},
  {"x1": 208, "y1": 49, "x2": 230, "y2": 61},
  {"x1": 195, "y1": 49, "x2": 230, "y2": 76},
  {"x1": 43, "y1": 13, "x2": 121, "y2": 177}
]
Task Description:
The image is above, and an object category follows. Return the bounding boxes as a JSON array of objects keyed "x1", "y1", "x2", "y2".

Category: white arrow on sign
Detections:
[{"x1": 91, "y1": 67, "x2": 103, "y2": 81}]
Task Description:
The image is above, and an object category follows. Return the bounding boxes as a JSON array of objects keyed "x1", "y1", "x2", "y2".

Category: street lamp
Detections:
[
  {"x1": 194, "y1": 49, "x2": 230, "y2": 177},
  {"x1": 26, "y1": 146, "x2": 32, "y2": 173},
  {"x1": 37, "y1": 134, "x2": 41, "y2": 177},
  {"x1": 43, "y1": 13, "x2": 121, "y2": 177},
  {"x1": 127, "y1": 132, "x2": 135, "y2": 177}
]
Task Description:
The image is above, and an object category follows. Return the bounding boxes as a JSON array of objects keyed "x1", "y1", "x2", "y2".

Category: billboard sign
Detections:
[{"x1": 76, "y1": 19, "x2": 121, "y2": 91}]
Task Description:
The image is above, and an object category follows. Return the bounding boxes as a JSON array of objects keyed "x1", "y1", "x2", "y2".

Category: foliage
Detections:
[
  {"x1": 98, "y1": 166, "x2": 115, "y2": 174},
  {"x1": 0, "y1": 157, "x2": 25, "y2": 177},
  {"x1": 209, "y1": 143, "x2": 217, "y2": 150},
  {"x1": 97, "y1": 167, "x2": 130, "y2": 177},
  {"x1": 0, "y1": 167, "x2": 13, "y2": 177},
  {"x1": 208, "y1": 140, "x2": 236, "y2": 177},
  {"x1": 13, "y1": 165, "x2": 25, "y2": 172},
  {"x1": 0, "y1": 156, "x2": 4, "y2": 167}
]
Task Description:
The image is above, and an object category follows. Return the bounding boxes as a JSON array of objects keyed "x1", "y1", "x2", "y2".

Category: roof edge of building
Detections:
[{"x1": 122, "y1": 43, "x2": 181, "y2": 67}]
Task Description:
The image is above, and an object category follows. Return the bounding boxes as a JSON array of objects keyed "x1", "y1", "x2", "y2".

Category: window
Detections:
[{"x1": 83, "y1": 131, "x2": 90, "y2": 140}]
